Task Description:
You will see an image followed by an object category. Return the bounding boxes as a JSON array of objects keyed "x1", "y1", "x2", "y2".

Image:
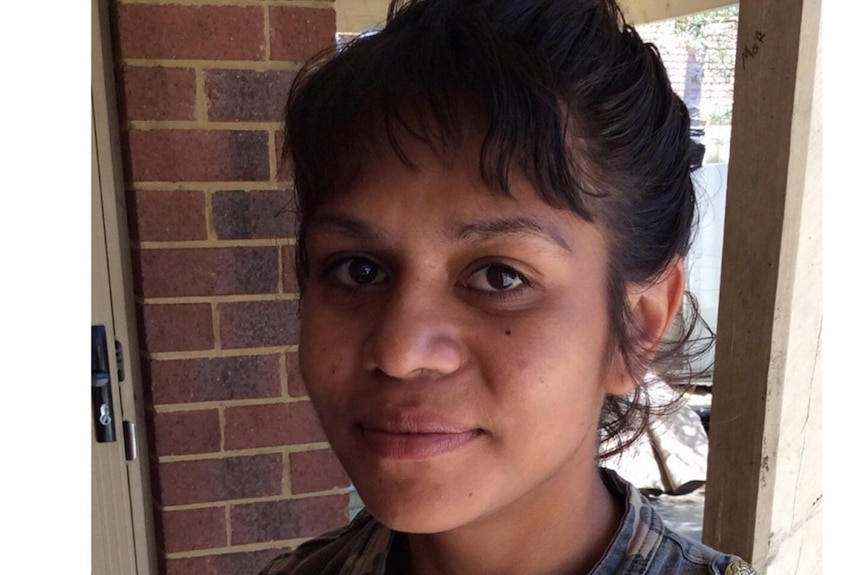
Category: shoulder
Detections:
[
  {"x1": 597, "y1": 468, "x2": 757, "y2": 575},
  {"x1": 257, "y1": 510, "x2": 392, "y2": 575},
  {"x1": 645, "y1": 528, "x2": 756, "y2": 575}
]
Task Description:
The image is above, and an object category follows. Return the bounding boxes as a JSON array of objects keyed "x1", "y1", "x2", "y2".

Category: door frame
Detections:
[{"x1": 92, "y1": 0, "x2": 157, "y2": 572}]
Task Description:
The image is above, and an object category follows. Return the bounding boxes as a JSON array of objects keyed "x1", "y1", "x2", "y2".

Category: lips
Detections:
[{"x1": 357, "y1": 412, "x2": 482, "y2": 460}]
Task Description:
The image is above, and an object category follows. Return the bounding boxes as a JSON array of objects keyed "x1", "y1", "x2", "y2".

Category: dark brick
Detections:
[
  {"x1": 119, "y1": 66, "x2": 196, "y2": 121},
  {"x1": 137, "y1": 247, "x2": 279, "y2": 298},
  {"x1": 218, "y1": 300, "x2": 299, "y2": 348},
  {"x1": 270, "y1": 7, "x2": 336, "y2": 61},
  {"x1": 213, "y1": 191, "x2": 296, "y2": 240},
  {"x1": 206, "y1": 69, "x2": 295, "y2": 122},
  {"x1": 149, "y1": 355, "x2": 281, "y2": 405},
  {"x1": 158, "y1": 454, "x2": 283, "y2": 506},
  {"x1": 152, "y1": 409, "x2": 221, "y2": 456},
  {"x1": 116, "y1": 4, "x2": 265, "y2": 61},
  {"x1": 139, "y1": 303, "x2": 214, "y2": 353},
  {"x1": 231, "y1": 494, "x2": 348, "y2": 544},
  {"x1": 223, "y1": 401, "x2": 325, "y2": 450},
  {"x1": 161, "y1": 507, "x2": 227, "y2": 553},
  {"x1": 127, "y1": 190, "x2": 207, "y2": 242},
  {"x1": 127, "y1": 130, "x2": 269, "y2": 182},
  {"x1": 290, "y1": 449, "x2": 350, "y2": 495},
  {"x1": 165, "y1": 549, "x2": 291, "y2": 575},
  {"x1": 285, "y1": 351, "x2": 306, "y2": 397}
]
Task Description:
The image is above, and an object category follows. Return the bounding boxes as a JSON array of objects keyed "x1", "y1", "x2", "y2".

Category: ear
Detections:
[{"x1": 603, "y1": 258, "x2": 686, "y2": 396}]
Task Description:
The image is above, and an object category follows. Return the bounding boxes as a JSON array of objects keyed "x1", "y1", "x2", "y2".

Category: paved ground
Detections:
[{"x1": 647, "y1": 486, "x2": 706, "y2": 541}]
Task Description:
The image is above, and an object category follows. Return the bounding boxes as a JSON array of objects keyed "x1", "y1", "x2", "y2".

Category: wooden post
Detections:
[{"x1": 702, "y1": 0, "x2": 821, "y2": 572}]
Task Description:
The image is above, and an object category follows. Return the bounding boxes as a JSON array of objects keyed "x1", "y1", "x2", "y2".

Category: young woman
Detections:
[{"x1": 261, "y1": 0, "x2": 756, "y2": 573}]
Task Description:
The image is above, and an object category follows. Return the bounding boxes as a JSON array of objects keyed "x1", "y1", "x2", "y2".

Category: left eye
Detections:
[
  {"x1": 464, "y1": 263, "x2": 526, "y2": 292},
  {"x1": 331, "y1": 257, "x2": 387, "y2": 286}
]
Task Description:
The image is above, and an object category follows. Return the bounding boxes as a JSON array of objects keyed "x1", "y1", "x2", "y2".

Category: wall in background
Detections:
[{"x1": 108, "y1": 2, "x2": 347, "y2": 573}]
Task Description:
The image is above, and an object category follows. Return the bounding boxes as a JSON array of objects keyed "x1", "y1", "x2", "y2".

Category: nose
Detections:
[{"x1": 362, "y1": 280, "x2": 466, "y2": 380}]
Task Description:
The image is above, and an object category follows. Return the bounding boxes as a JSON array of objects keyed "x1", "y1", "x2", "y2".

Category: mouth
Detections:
[{"x1": 357, "y1": 413, "x2": 482, "y2": 460}]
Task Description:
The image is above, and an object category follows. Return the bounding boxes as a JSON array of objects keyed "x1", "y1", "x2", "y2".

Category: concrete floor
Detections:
[{"x1": 647, "y1": 486, "x2": 706, "y2": 541}]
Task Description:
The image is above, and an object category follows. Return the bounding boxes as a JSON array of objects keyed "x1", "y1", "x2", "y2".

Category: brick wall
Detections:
[{"x1": 108, "y1": 2, "x2": 349, "y2": 574}]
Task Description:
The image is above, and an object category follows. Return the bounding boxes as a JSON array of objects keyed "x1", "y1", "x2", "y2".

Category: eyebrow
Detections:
[
  {"x1": 454, "y1": 216, "x2": 572, "y2": 253},
  {"x1": 307, "y1": 213, "x2": 382, "y2": 240},
  {"x1": 308, "y1": 212, "x2": 572, "y2": 253}
]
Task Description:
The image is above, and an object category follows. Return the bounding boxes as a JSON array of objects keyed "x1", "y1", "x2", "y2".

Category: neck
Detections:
[{"x1": 403, "y1": 466, "x2": 622, "y2": 575}]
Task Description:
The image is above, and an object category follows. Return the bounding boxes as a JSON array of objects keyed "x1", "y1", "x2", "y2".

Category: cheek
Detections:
[
  {"x1": 298, "y1": 310, "x2": 356, "y2": 405},
  {"x1": 483, "y1": 308, "x2": 611, "y2": 415}
]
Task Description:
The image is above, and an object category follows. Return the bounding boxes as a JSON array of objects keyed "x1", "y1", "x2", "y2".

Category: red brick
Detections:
[
  {"x1": 126, "y1": 130, "x2": 269, "y2": 182},
  {"x1": 270, "y1": 7, "x2": 336, "y2": 61},
  {"x1": 149, "y1": 355, "x2": 281, "y2": 405},
  {"x1": 127, "y1": 190, "x2": 207, "y2": 242},
  {"x1": 138, "y1": 303, "x2": 214, "y2": 353},
  {"x1": 158, "y1": 454, "x2": 282, "y2": 506},
  {"x1": 218, "y1": 300, "x2": 299, "y2": 348},
  {"x1": 289, "y1": 449, "x2": 350, "y2": 495},
  {"x1": 116, "y1": 4, "x2": 265, "y2": 61},
  {"x1": 223, "y1": 401, "x2": 325, "y2": 450},
  {"x1": 161, "y1": 506, "x2": 227, "y2": 553},
  {"x1": 152, "y1": 409, "x2": 221, "y2": 456},
  {"x1": 231, "y1": 494, "x2": 348, "y2": 544},
  {"x1": 206, "y1": 69, "x2": 295, "y2": 122},
  {"x1": 137, "y1": 247, "x2": 279, "y2": 298},
  {"x1": 281, "y1": 245, "x2": 300, "y2": 294},
  {"x1": 285, "y1": 351, "x2": 306, "y2": 397},
  {"x1": 165, "y1": 549, "x2": 290, "y2": 575},
  {"x1": 212, "y1": 191, "x2": 296, "y2": 240},
  {"x1": 118, "y1": 66, "x2": 196, "y2": 121}
]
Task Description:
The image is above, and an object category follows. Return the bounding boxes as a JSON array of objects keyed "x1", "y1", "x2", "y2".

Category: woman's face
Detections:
[{"x1": 298, "y1": 142, "x2": 628, "y2": 534}]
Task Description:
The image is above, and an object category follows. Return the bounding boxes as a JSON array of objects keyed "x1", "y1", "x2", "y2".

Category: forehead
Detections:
[
  {"x1": 316, "y1": 136, "x2": 511, "y2": 219},
  {"x1": 306, "y1": 141, "x2": 608, "y2": 258}
]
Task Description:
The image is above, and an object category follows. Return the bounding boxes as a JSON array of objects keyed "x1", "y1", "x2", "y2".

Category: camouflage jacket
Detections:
[{"x1": 258, "y1": 469, "x2": 755, "y2": 575}]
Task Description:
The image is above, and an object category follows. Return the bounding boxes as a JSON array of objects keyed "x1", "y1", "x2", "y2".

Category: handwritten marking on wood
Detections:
[{"x1": 740, "y1": 31, "x2": 767, "y2": 71}]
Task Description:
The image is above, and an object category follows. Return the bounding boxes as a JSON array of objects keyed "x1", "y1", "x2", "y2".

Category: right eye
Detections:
[{"x1": 330, "y1": 257, "x2": 387, "y2": 287}]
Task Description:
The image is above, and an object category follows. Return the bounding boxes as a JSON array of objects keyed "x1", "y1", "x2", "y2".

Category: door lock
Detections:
[{"x1": 92, "y1": 325, "x2": 116, "y2": 443}]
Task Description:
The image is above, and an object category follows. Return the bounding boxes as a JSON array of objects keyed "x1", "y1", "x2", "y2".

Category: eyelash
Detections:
[
  {"x1": 322, "y1": 256, "x2": 532, "y2": 300},
  {"x1": 461, "y1": 263, "x2": 531, "y2": 299},
  {"x1": 324, "y1": 256, "x2": 387, "y2": 288}
]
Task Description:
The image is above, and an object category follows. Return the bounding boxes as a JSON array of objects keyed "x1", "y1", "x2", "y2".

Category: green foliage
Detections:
[
  {"x1": 674, "y1": 5, "x2": 739, "y2": 124},
  {"x1": 705, "y1": 105, "x2": 733, "y2": 126},
  {"x1": 673, "y1": 5, "x2": 739, "y2": 53}
]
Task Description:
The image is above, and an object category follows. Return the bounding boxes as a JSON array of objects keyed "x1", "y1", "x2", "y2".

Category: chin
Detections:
[
  {"x1": 363, "y1": 498, "x2": 468, "y2": 534},
  {"x1": 352, "y1": 471, "x2": 488, "y2": 534}
]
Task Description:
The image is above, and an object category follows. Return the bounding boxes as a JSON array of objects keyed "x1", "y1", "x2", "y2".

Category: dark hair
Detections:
[{"x1": 283, "y1": 0, "x2": 712, "y2": 458}]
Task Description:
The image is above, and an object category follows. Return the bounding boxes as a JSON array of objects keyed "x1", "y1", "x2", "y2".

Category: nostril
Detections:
[{"x1": 362, "y1": 324, "x2": 465, "y2": 381}]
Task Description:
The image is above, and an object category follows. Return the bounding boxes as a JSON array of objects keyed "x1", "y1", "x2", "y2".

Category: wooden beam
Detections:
[
  {"x1": 702, "y1": 0, "x2": 821, "y2": 571},
  {"x1": 619, "y1": 0, "x2": 736, "y2": 24},
  {"x1": 333, "y1": 0, "x2": 739, "y2": 33},
  {"x1": 334, "y1": 0, "x2": 388, "y2": 34}
]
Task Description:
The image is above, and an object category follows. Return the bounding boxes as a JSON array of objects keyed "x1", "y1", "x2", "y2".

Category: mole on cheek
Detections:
[{"x1": 505, "y1": 330, "x2": 512, "y2": 336}]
